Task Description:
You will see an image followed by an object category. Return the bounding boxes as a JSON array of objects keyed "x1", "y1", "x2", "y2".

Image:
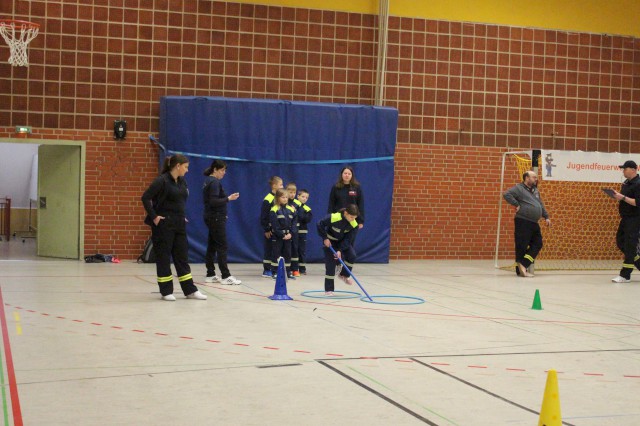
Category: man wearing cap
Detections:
[
  {"x1": 503, "y1": 171, "x2": 551, "y2": 278},
  {"x1": 610, "y1": 160, "x2": 640, "y2": 283}
]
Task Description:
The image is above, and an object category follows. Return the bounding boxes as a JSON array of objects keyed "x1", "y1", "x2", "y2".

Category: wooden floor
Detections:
[{"x1": 0, "y1": 240, "x2": 639, "y2": 425}]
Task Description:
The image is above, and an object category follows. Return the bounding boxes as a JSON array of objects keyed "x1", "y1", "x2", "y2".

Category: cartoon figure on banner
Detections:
[{"x1": 545, "y1": 153, "x2": 556, "y2": 177}]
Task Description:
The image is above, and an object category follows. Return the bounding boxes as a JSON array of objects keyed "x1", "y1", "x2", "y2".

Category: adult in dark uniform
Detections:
[
  {"x1": 141, "y1": 154, "x2": 207, "y2": 301},
  {"x1": 327, "y1": 166, "x2": 365, "y2": 230},
  {"x1": 610, "y1": 160, "x2": 640, "y2": 283},
  {"x1": 317, "y1": 204, "x2": 359, "y2": 295},
  {"x1": 202, "y1": 159, "x2": 241, "y2": 285}
]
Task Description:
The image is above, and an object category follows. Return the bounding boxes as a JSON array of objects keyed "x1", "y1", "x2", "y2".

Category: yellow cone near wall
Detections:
[{"x1": 538, "y1": 369, "x2": 562, "y2": 426}]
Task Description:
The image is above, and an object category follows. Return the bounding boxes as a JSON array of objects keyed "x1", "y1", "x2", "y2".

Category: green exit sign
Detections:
[{"x1": 15, "y1": 126, "x2": 32, "y2": 134}]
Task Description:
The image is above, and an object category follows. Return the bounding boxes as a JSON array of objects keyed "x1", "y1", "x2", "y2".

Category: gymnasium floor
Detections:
[{"x1": 0, "y1": 240, "x2": 639, "y2": 425}]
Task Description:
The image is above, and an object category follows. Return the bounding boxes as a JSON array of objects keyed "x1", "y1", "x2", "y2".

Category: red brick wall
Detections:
[
  {"x1": 1, "y1": 1, "x2": 639, "y2": 259},
  {"x1": 0, "y1": 127, "x2": 157, "y2": 257},
  {"x1": 391, "y1": 143, "x2": 518, "y2": 259}
]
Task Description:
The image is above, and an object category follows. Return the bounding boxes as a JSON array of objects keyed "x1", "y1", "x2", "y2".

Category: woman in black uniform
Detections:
[
  {"x1": 141, "y1": 154, "x2": 207, "y2": 301},
  {"x1": 327, "y1": 166, "x2": 364, "y2": 230},
  {"x1": 202, "y1": 159, "x2": 241, "y2": 285}
]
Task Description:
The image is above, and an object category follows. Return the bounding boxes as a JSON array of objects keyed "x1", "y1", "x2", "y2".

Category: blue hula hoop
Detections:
[
  {"x1": 360, "y1": 295, "x2": 425, "y2": 305},
  {"x1": 301, "y1": 290, "x2": 362, "y2": 300}
]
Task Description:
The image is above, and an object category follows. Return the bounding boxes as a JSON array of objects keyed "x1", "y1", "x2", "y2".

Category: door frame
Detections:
[{"x1": 0, "y1": 137, "x2": 85, "y2": 259}]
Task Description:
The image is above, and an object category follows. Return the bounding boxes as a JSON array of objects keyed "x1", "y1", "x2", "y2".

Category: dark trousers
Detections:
[
  {"x1": 298, "y1": 231, "x2": 308, "y2": 273},
  {"x1": 263, "y1": 233, "x2": 272, "y2": 272},
  {"x1": 514, "y1": 217, "x2": 543, "y2": 268},
  {"x1": 151, "y1": 216, "x2": 197, "y2": 296},
  {"x1": 271, "y1": 238, "x2": 292, "y2": 276},
  {"x1": 323, "y1": 244, "x2": 356, "y2": 292},
  {"x1": 616, "y1": 215, "x2": 640, "y2": 279},
  {"x1": 290, "y1": 232, "x2": 299, "y2": 272},
  {"x1": 205, "y1": 216, "x2": 230, "y2": 279}
]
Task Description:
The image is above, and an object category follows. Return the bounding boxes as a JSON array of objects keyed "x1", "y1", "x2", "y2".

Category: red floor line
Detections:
[
  {"x1": 0, "y1": 287, "x2": 23, "y2": 426},
  {"x1": 395, "y1": 359, "x2": 413, "y2": 363},
  {"x1": 197, "y1": 286, "x2": 640, "y2": 328},
  {"x1": 10, "y1": 303, "x2": 640, "y2": 379},
  {"x1": 623, "y1": 375, "x2": 640, "y2": 378}
]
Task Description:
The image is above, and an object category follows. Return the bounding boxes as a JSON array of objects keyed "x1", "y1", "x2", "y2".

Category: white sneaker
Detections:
[
  {"x1": 611, "y1": 276, "x2": 631, "y2": 283},
  {"x1": 220, "y1": 276, "x2": 242, "y2": 285},
  {"x1": 161, "y1": 294, "x2": 176, "y2": 301},
  {"x1": 186, "y1": 290, "x2": 207, "y2": 300},
  {"x1": 205, "y1": 275, "x2": 220, "y2": 283}
]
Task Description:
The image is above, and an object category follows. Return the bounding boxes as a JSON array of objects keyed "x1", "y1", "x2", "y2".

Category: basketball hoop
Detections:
[{"x1": 0, "y1": 19, "x2": 39, "y2": 67}]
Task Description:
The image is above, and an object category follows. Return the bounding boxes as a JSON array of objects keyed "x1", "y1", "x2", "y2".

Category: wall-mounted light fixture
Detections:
[{"x1": 15, "y1": 125, "x2": 32, "y2": 134}]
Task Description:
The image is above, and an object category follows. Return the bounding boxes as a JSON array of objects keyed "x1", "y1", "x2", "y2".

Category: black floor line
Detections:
[
  {"x1": 410, "y1": 358, "x2": 576, "y2": 426},
  {"x1": 256, "y1": 363, "x2": 302, "y2": 369},
  {"x1": 317, "y1": 360, "x2": 439, "y2": 425}
]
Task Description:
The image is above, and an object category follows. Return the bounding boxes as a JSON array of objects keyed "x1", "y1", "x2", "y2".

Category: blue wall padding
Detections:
[{"x1": 159, "y1": 96, "x2": 398, "y2": 264}]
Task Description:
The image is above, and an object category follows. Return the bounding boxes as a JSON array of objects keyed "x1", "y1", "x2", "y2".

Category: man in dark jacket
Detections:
[{"x1": 609, "y1": 160, "x2": 640, "y2": 283}]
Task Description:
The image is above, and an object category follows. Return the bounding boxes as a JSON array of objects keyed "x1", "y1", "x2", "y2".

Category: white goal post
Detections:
[{"x1": 494, "y1": 151, "x2": 533, "y2": 269}]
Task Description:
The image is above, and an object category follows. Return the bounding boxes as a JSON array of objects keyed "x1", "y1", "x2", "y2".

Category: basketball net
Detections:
[
  {"x1": 513, "y1": 154, "x2": 533, "y2": 179},
  {"x1": 0, "y1": 20, "x2": 39, "y2": 67}
]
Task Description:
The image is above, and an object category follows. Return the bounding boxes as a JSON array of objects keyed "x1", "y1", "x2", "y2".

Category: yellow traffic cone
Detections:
[{"x1": 538, "y1": 369, "x2": 562, "y2": 426}]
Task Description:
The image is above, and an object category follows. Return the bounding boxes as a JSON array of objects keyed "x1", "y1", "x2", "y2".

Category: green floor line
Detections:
[
  {"x1": 0, "y1": 343, "x2": 9, "y2": 426},
  {"x1": 348, "y1": 366, "x2": 460, "y2": 425}
]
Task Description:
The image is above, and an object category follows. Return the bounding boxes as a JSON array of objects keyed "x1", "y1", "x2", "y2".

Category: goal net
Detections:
[{"x1": 495, "y1": 151, "x2": 621, "y2": 271}]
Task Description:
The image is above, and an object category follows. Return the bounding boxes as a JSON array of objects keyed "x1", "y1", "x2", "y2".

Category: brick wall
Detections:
[
  {"x1": 0, "y1": 127, "x2": 157, "y2": 257},
  {"x1": 391, "y1": 143, "x2": 517, "y2": 260},
  {"x1": 1, "y1": 1, "x2": 639, "y2": 259}
]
